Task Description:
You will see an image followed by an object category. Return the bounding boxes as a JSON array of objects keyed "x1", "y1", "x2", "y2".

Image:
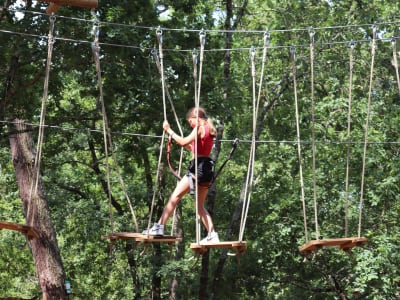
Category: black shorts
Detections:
[{"x1": 188, "y1": 157, "x2": 214, "y2": 183}]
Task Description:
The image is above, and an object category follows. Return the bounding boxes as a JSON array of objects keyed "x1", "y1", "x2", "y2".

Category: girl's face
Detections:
[{"x1": 187, "y1": 116, "x2": 197, "y2": 128}]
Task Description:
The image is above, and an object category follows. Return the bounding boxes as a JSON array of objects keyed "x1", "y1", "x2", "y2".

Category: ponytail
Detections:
[{"x1": 186, "y1": 106, "x2": 217, "y2": 136}]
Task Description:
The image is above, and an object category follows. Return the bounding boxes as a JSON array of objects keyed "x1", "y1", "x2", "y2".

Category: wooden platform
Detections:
[
  {"x1": 38, "y1": 0, "x2": 98, "y2": 14},
  {"x1": 300, "y1": 237, "x2": 368, "y2": 254},
  {"x1": 190, "y1": 241, "x2": 247, "y2": 256},
  {"x1": 102, "y1": 232, "x2": 182, "y2": 243},
  {"x1": 0, "y1": 221, "x2": 39, "y2": 239}
]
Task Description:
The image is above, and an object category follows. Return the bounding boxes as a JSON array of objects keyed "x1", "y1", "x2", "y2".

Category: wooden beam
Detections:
[
  {"x1": 39, "y1": 0, "x2": 98, "y2": 8},
  {"x1": 37, "y1": 0, "x2": 98, "y2": 14},
  {"x1": 0, "y1": 221, "x2": 39, "y2": 239}
]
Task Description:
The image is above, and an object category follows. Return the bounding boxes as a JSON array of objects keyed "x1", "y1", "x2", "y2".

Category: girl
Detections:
[{"x1": 143, "y1": 107, "x2": 219, "y2": 243}]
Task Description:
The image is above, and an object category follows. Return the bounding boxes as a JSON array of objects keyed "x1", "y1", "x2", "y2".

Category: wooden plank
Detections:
[
  {"x1": 300, "y1": 237, "x2": 368, "y2": 254},
  {"x1": 190, "y1": 241, "x2": 247, "y2": 255},
  {"x1": 102, "y1": 232, "x2": 181, "y2": 243},
  {"x1": 39, "y1": 0, "x2": 98, "y2": 8},
  {"x1": 0, "y1": 221, "x2": 39, "y2": 239}
]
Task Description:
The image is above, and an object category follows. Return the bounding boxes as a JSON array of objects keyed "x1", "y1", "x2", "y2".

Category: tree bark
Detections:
[{"x1": 9, "y1": 120, "x2": 68, "y2": 299}]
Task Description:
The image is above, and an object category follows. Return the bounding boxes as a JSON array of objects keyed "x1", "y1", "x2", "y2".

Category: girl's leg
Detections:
[
  {"x1": 158, "y1": 177, "x2": 190, "y2": 225},
  {"x1": 196, "y1": 185, "x2": 214, "y2": 232}
]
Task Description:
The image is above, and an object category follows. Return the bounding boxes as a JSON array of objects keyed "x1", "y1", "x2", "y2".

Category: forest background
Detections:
[{"x1": 1, "y1": 0, "x2": 400, "y2": 299}]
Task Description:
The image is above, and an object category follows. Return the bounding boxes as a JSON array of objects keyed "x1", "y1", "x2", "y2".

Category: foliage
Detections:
[{"x1": 1, "y1": 0, "x2": 400, "y2": 299}]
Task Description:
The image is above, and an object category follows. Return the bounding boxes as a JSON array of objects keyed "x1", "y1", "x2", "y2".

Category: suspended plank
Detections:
[
  {"x1": 299, "y1": 237, "x2": 368, "y2": 254},
  {"x1": 190, "y1": 241, "x2": 247, "y2": 256},
  {"x1": 0, "y1": 221, "x2": 39, "y2": 239},
  {"x1": 38, "y1": 0, "x2": 98, "y2": 14},
  {"x1": 102, "y1": 232, "x2": 182, "y2": 243}
]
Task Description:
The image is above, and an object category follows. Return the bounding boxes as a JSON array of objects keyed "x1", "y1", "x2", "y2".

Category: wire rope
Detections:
[
  {"x1": 5, "y1": 7, "x2": 400, "y2": 35},
  {"x1": 2, "y1": 119, "x2": 399, "y2": 145},
  {"x1": 358, "y1": 25, "x2": 377, "y2": 238},
  {"x1": 291, "y1": 46, "x2": 309, "y2": 243},
  {"x1": 344, "y1": 41, "x2": 355, "y2": 237},
  {"x1": 1, "y1": 26, "x2": 398, "y2": 54}
]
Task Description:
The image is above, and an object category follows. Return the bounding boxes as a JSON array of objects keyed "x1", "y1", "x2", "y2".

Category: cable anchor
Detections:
[
  {"x1": 391, "y1": 36, "x2": 396, "y2": 47},
  {"x1": 156, "y1": 26, "x2": 163, "y2": 44},
  {"x1": 199, "y1": 29, "x2": 206, "y2": 46},
  {"x1": 263, "y1": 30, "x2": 270, "y2": 47},
  {"x1": 308, "y1": 27, "x2": 315, "y2": 43},
  {"x1": 192, "y1": 48, "x2": 198, "y2": 65}
]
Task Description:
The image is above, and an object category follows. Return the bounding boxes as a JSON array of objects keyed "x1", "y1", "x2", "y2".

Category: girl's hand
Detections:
[{"x1": 163, "y1": 120, "x2": 170, "y2": 132}]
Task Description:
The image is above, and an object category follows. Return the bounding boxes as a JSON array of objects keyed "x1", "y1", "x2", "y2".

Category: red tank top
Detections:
[{"x1": 191, "y1": 125, "x2": 214, "y2": 156}]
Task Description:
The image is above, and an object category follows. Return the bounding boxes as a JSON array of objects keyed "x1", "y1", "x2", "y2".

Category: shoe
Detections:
[
  {"x1": 200, "y1": 231, "x2": 219, "y2": 244},
  {"x1": 142, "y1": 223, "x2": 164, "y2": 236}
]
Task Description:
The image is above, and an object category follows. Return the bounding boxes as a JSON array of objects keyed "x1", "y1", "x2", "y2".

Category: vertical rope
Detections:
[
  {"x1": 291, "y1": 46, "x2": 309, "y2": 243},
  {"x1": 157, "y1": 28, "x2": 167, "y2": 122},
  {"x1": 28, "y1": 14, "x2": 56, "y2": 224},
  {"x1": 145, "y1": 28, "x2": 168, "y2": 234},
  {"x1": 91, "y1": 12, "x2": 115, "y2": 233},
  {"x1": 238, "y1": 47, "x2": 257, "y2": 241},
  {"x1": 192, "y1": 48, "x2": 200, "y2": 243},
  {"x1": 309, "y1": 28, "x2": 320, "y2": 240},
  {"x1": 91, "y1": 12, "x2": 139, "y2": 233},
  {"x1": 151, "y1": 48, "x2": 184, "y2": 236},
  {"x1": 358, "y1": 25, "x2": 376, "y2": 237},
  {"x1": 344, "y1": 41, "x2": 355, "y2": 237},
  {"x1": 238, "y1": 33, "x2": 270, "y2": 241},
  {"x1": 194, "y1": 31, "x2": 206, "y2": 244},
  {"x1": 391, "y1": 37, "x2": 400, "y2": 95}
]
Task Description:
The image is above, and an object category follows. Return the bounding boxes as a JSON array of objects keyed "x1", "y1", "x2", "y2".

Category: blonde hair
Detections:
[{"x1": 186, "y1": 107, "x2": 217, "y2": 136}]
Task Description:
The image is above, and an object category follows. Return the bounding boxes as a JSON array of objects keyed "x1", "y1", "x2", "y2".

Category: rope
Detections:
[
  {"x1": 238, "y1": 48, "x2": 257, "y2": 242},
  {"x1": 238, "y1": 33, "x2": 269, "y2": 241},
  {"x1": 91, "y1": 12, "x2": 139, "y2": 232},
  {"x1": 291, "y1": 46, "x2": 309, "y2": 243},
  {"x1": 194, "y1": 31, "x2": 206, "y2": 244},
  {"x1": 150, "y1": 42, "x2": 185, "y2": 236},
  {"x1": 27, "y1": 14, "x2": 56, "y2": 224},
  {"x1": 309, "y1": 28, "x2": 320, "y2": 240},
  {"x1": 151, "y1": 48, "x2": 185, "y2": 174},
  {"x1": 91, "y1": 13, "x2": 114, "y2": 233},
  {"x1": 344, "y1": 41, "x2": 355, "y2": 237},
  {"x1": 145, "y1": 27, "x2": 168, "y2": 235},
  {"x1": 157, "y1": 28, "x2": 167, "y2": 121},
  {"x1": 358, "y1": 25, "x2": 377, "y2": 237},
  {"x1": 392, "y1": 37, "x2": 400, "y2": 94}
]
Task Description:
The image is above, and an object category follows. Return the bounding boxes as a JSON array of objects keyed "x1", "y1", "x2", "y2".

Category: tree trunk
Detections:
[{"x1": 9, "y1": 120, "x2": 68, "y2": 299}]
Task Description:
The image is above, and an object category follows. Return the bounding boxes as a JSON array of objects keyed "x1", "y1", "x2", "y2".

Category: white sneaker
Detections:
[
  {"x1": 200, "y1": 231, "x2": 219, "y2": 244},
  {"x1": 142, "y1": 223, "x2": 164, "y2": 236}
]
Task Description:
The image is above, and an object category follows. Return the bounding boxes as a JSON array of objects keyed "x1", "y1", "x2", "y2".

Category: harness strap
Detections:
[
  {"x1": 167, "y1": 135, "x2": 182, "y2": 180},
  {"x1": 186, "y1": 171, "x2": 195, "y2": 195}
]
